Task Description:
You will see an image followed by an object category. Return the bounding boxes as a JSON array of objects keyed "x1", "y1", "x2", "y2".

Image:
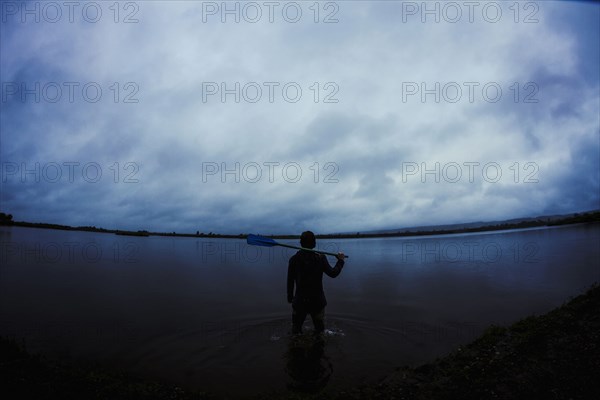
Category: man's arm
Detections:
[
  {"x1": 322, "y1": 253, "x2": 345, "y2": 278},
  {"x1": 287, "y1": 258, "x2": 295, "y2": 303}
]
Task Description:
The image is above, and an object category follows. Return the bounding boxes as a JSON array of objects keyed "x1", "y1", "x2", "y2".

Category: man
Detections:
[{"x1": 287, "y1": 231, "x2": 345, "y2": 334}]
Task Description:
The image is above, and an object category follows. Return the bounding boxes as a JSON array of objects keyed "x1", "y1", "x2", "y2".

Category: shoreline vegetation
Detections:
[
  {"x1": 0, "y1": 210, "x2": 599, "y2": 240},
  {"x1": 2, "y1": 284, "x2": 598, "y2": 399}
]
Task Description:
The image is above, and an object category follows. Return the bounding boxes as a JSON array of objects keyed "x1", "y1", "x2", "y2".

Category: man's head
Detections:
[{"x1": 300, "y1": 231, "x2": 316, "y2": 249}]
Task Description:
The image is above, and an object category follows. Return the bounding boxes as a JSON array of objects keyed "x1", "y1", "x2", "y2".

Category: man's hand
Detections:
[
  {"x1": 336, "y1": 252, "x2": 345, "y2": 261},
  {"x1": 287, "y1": 296, "x2": 293, "y2": 304}
]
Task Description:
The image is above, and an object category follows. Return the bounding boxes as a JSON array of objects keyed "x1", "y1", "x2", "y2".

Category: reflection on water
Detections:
[
  {"x1": 0, "y1": 223, "x2": 599, "y2": 396},
  {"x1": 284, "y1": 327, "x2": 346, "y2": 393},
  {"x1": 285, "y1": 334, "x2": 332, "y2": 393}
]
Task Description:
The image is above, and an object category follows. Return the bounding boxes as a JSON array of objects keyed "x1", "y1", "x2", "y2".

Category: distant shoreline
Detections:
[{"x1": 0, "y1": 211, "x2": 598, "y2": 240}]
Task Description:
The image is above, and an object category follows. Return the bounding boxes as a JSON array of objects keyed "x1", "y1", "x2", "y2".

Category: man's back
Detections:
[{"x1": 287, "y1": 250, "x2": 344, "y2": 310}]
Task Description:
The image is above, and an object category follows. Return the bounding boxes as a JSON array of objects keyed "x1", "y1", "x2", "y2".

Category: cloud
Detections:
[{"x1": 1, "y1": 1, "x2": 598, "y2": 234}]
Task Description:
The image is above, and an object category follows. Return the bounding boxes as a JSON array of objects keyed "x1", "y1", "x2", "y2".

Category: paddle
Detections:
[{"x1": 246, "y1": 234, "x2": 348, "y2": 258}]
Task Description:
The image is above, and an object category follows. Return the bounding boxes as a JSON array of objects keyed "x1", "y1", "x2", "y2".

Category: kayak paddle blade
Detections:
[{"x1": 246, "y1": 234, "x2": 278, "y2": 247}]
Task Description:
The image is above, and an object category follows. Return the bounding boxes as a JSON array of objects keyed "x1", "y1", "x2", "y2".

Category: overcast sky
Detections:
[{"x1": 1, "y1": 0, "x2": 599, "y2": 234}]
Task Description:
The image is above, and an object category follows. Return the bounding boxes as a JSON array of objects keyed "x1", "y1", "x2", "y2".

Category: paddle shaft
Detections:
[{"x1": 275, "y1": 242, "x2": 348, "y2": 258}]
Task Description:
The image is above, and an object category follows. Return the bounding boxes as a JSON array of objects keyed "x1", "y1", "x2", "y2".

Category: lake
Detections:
[{"x1": 1, "y1": 223, "x2": 599, "y2": 396}]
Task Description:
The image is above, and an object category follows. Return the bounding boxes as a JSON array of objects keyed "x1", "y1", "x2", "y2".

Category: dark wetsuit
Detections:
[{"x1": 287, "y1": 250, "x2": 344, "y2": 334}]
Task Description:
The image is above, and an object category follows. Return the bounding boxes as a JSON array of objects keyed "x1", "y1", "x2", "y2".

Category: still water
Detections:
[{"x1": 1, "y1": 224, "x2": 599, "y2": 396}]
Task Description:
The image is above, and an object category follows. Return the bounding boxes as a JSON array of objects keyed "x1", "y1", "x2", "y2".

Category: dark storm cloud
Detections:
[{"x1": 1, "y1": 1, "x2": 598, "y2": 233}]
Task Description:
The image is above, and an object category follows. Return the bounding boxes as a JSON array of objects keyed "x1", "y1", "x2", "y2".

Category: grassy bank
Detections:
[
  {"x1": 325, "y1": 284, "x2": 600, "y2": 400},
  {"x1": 2, "y1": 284, "x2": 599, "y2": 399},
  {"x1": 0, "y1": 340, "x2": 214, "y2": 400}
]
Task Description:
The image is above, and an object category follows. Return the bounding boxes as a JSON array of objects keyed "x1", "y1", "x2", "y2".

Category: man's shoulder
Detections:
[{"x1": 290, "y1": 250, "x2": 324, "y2": 264}]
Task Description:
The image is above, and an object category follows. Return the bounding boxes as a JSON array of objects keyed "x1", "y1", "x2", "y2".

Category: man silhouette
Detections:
[{"x1": 287, "y1": 231, "x2": 345, "y2": 334}]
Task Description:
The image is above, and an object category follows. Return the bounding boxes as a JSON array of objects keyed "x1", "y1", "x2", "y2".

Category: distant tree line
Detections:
[
  {"x1": 0, "y1": 213, "x2": 13, "y2": 225},
  {"x1": 1, "y1": 210, "x2": 599, "y2": 238}
]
